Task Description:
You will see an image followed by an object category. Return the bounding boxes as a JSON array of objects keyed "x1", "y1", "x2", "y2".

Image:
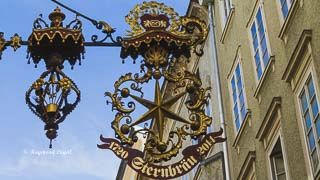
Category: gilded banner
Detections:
[{"x1": 98, "y1": 128, "x2": 226, "y2": 179}]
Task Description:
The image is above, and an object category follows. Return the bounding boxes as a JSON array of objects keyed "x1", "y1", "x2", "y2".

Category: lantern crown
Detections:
[{"x1": 27, "y1": 7, "x2": 85, "y2": 69}]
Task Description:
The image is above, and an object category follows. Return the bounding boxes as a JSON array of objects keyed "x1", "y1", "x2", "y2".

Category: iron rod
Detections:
[
  {"x1": 83, "y1": 42, "x2": 121, "y2": 47},
  {"x1": 51, "y1": 0, "x2": 98, "y2": 25}
]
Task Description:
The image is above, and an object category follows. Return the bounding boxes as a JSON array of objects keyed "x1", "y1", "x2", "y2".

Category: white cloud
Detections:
[{"x1": 0, "y1": 131, "x2": 120, "y2": 180}]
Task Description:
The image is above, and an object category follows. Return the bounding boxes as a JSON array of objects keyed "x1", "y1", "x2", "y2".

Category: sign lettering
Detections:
[{"x1": 98, "y1": 128, "x2": 226, "y2": 179}]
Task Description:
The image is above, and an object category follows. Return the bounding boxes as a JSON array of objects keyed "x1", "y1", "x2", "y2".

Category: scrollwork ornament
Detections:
[
  {"x1": 33, "y1": 14, "x2": 50, "y2": 29},
  {"x1": 105, "y1": 65, "x2": 213, "y2": 163},
  {"x1": 66, "y1": 17, "x2": 82, "y2": 30}
]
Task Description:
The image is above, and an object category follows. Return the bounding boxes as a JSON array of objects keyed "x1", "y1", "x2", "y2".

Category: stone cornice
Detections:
[
  {"x1": 282, "y1": 29, "x2": 312, "y2": 82},
  {"x1": 256, "y1": 97, "x2": 281, "y2": 140}
]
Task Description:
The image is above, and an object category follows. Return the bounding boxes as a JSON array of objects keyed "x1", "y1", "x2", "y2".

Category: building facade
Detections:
[{"x1": 197, "y1": 0, "x2": 320, "y2": 179}]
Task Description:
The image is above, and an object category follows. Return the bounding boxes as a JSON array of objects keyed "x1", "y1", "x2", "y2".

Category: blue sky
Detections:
[{"x1": 0, "y1": 0, "x2": 189, "y2": 180}]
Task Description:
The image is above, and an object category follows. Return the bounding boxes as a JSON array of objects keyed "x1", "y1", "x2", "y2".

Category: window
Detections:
[
  {"x1": 269, "y1": 139, "x2": 287, "y2": 180},
  {"x1": 299, "y1": 75, "x2": 320, "y2": 171},
  {"x1": 250, "y1": 7, "x2": 270, "y2": 80},
  {"x1": 279, "y1": 0, "x2": 292, "y2": 19},
  {"x1": 230, "y1": 63, "x2": 247, "y2": 131},
  {"x1": 220, "y1": 0, "x2": 233, "y2": 26}
]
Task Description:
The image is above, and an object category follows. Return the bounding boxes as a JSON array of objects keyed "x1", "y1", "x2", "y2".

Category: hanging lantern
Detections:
[{"x1": 25, "y1": 7, "x2": 83, "y2": 148}]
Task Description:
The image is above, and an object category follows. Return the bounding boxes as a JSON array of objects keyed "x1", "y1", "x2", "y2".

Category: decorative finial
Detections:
[
  {"x1": 49, "y1": 6, "x2": 66, "y2": 27},
  {"x1": 54, "y1": 6, "x2": 61, "y2": 13}
]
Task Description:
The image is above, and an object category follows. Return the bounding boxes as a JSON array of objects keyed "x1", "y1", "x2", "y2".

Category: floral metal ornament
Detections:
[
  {"x1": 0, "y1": 32, "x2": 24, "y2": 60},
  {"x1": 10, "y1": 33, "x2": 22, "y2": 51},
  {"x1": 98, "y1": 1, "x2": 226, "y2": 179}
]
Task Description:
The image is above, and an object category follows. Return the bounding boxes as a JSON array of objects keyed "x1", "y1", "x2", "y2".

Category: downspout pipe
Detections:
[{"x1": 207, "y1": 2, "x2": 231, "y2": 180}]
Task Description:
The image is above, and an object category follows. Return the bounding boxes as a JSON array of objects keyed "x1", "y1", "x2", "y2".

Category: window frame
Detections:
[
  {"x1": 278, "y1": 0, "x2": 300, "y2": 40},
  {"x1": 295, "y1": 64, "x2": 320, "y2": 178},
  {"x1": 229, "y1": 57, "x2": 248, "y2": 133},
  {"x1": 297, "y1": 71, "x2": 320, "y2": 174},
  {"x1": 269, "y1": 141, "x2": 287, "y2": 180},
  {"x1": 219, "y1": 0, "x2": 233, "y2": 28},
  {"x1": 248, "y1": 2, "x2": 272, "y2": 84},
  {"x1": 266, "y1": 132, "x2": 289, "y2": 180},
  {"x1": 277, "y1": 0, "x2": 293, "y2": 22},
  {"x1": 271, "y1": 153, "x2": 286, "y2": 179}
]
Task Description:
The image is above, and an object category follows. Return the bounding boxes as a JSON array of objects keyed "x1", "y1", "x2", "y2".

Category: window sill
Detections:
[
  {"x1": 253, "y1": 56, "x2": 275, "y2": 100},
  {"x1": 278, "y1": 0, "x2": 300, "y2": 40},
  {"x1": 220, "y1": 7, "x2": 235, "y2": 43},
  {"x1": 233, "y1": 110, "x2": 252, "y2": 148}
]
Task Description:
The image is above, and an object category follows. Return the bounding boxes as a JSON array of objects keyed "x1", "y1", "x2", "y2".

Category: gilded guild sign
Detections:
[
  {"x1": 98, "y1": 1, "x2": 226, "y2": 179},
  {"x1": 0, "y1": 0, "x2": 226, "y2": 175}
]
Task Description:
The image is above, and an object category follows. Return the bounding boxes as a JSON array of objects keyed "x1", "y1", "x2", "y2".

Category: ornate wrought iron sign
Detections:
[
  {"x1": 0, "y1": 0, "x2": 226, "y2": 178},
  {"x1": 97, "y1": 1, "x2": 226, "y2": 179}
]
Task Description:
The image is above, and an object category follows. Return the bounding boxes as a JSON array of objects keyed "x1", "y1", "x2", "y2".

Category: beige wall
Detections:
[{"x1": 210, "y1": 0, "x2": 320, "y2": 179}]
